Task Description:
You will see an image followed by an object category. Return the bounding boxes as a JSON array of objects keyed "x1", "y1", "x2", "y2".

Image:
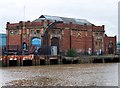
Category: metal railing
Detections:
[{"x1": 2, "y1": 45, "x2": 52, "y2": 55}]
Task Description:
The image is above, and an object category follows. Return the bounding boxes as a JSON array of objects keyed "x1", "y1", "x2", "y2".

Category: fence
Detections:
[{"x1": 3, "y1": 45, "x2": 52, "y2": 55}]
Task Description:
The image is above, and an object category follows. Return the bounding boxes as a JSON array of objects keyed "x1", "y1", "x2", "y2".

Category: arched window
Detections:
[
  {"x1": 23, "y1": 42, "x2": 27, "y2": 50},
  {"x1": 108, "y1": 41, "x2": 113, "y2": 54}
]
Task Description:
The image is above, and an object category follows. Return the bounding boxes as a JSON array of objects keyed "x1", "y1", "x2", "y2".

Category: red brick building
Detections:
[{"x1": 6, "y1": 15, "x2": 116, "y2": 55}]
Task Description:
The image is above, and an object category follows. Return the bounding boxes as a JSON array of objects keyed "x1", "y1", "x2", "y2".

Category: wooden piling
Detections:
[
  {"x1": 21, "y1": 59, "x2": 23, "y2": 66},
  {"x1": 17, "y1": 59, "x2": 21, "y2": 66},
  {"x1": 32, "y1": 59, "x2": 35, "y2": 66},
  {"x1": 45, "y1": 56, "x2": 49, "y2": 65},
  {"x1": 38, "y1": 58, "x2": 41, "y2": 65},
  {"x1": 7, "y1": 59, "x2": 9, "y2": 67},
  {"x1": 35, "y1": 55, "x2": 39, "y2": 65},
  {"x1": 1, "y1": 54, "x2": 120, "y2": 67},
  {"x1": 58, "y1": 56, "x2": 62, "y2": 64},
  {"x1": 102, "y1": 58, "x2": 105, "y2": 63},
  {"x1": 2, "y1": 56, "x2": 7, "y2": 67}
]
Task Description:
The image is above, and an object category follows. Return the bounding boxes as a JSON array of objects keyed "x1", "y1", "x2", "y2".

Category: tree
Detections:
[{"x1": 67, "y1": 48, "x2": 78, "y2": 57}]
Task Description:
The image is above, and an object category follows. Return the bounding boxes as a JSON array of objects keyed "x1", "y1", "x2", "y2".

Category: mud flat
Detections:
[{"x1": 0, "y1": 63, "x2": 118, "y2": 86}]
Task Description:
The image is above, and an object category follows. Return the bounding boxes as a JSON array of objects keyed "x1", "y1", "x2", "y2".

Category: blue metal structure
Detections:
[{"x1": 0, "y1": 33, "x2": 6, "y2": 47}]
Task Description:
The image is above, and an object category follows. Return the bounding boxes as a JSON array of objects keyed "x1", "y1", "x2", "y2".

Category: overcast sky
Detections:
[{"x1": 0, "y1": 0, "x2": 119, "y2": 40}]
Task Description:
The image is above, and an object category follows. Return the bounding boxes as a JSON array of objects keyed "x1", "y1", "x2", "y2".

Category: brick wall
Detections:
[
  {"x1": 104, "y1": 35, "x2": 116, "y2": 54},
  {"x1": 6, "y1": 20, "x2": 117, "y2": 55}
]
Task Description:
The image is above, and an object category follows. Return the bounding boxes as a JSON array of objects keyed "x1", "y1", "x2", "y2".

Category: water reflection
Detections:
[{"x1": 0, "y1": 63, "x2": 118, "y2": 86}]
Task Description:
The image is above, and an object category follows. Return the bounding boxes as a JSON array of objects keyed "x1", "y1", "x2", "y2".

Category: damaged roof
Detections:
[{"x1": 33, "y1": 15, "x2": 92, "y2": 25}]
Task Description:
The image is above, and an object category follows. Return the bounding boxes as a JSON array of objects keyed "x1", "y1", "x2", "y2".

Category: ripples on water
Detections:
[{"x1": 0, "y1": 63, "x2": 118, "y2": 86}]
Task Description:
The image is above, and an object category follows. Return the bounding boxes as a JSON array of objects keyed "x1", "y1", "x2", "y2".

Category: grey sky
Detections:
[{"x1": 0, "y1": 0, "x2": 119, "y2": 40}]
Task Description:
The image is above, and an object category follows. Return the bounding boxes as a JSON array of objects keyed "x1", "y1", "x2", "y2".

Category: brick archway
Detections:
[
  {"x1": 51, "y1": 37, "x2": 60, "y2": 54},
  {"x1": 108, "y1": 41, "x2": 114, "y2": 54}
]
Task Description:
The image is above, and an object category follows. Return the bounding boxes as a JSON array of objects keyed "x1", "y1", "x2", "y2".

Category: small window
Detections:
[
  {"x1": 36, "y1": 30, "x2": 40, "y2": 34},
  {"x1": 31, "y1": 30, "x2": 34, "y2": 35},
  {"x1": 10, "y1": 30, "x2": 14, "y2": 34},
  {"x1": 14, "y1": 30, "x2": 18, "y2": 34}
]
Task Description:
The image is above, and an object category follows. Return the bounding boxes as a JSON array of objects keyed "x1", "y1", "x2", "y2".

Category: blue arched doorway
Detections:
[
  {"x1": 31, "y1": 37, "x2": 41, "y2": 53},
  {"x1": 31, "y1": 38, "x2": 41, "y2": 47}
]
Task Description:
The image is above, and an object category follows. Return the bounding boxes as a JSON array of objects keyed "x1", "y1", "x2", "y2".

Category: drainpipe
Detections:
[
  {"x1": 69, "y1": 22, "x2": 72, "y2": 50},
  {"x1": 92, "y1": 24, "x2": 94, "y2": 55},
  {"x1": 84, "y1": 24, "x2": 87, "y2": 55},
  {"x1": 6, "y1": 22, "x2": 10, "y2": 53},
  {"x1": 85, "y1": 31, "x2": 87, "y2": 55},
  {"x1": 19, "y1": 21, "x2": 23, "y2": 55}
]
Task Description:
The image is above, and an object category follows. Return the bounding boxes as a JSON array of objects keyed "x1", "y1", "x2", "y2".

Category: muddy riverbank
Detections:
[{"x1": 0, "y1": 63, "x2": 118, "y2": 87}]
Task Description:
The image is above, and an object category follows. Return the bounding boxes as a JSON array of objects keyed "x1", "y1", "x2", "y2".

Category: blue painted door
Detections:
[
  {"x1": 31, "y1": 38, "x2": 41, "y2": 53},
  {"x1": 31, "y1": 38, "x2": 41, "y2": 47}
]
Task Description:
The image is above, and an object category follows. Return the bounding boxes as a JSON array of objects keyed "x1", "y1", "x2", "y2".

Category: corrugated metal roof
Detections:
[
  {"x1": 33, "y1": 15, "x2": 92, "y2": 25},
  {"x1": 60, "y1": 17, "x2": 76, "y2": 24},
  {"x1": 74, "y1": 18, "x2": 92, "y2": 25},
  {"x1": 33, "y1": 15, "x2": 63, "y2": 22},
  {"x1": 43, "y1": 15, "x2": 63, "y2": 22}
]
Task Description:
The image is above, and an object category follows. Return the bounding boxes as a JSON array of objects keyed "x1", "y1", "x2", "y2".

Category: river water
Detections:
[{"x1": 0, "y1": 63, "x2": 118, "y2": 87}]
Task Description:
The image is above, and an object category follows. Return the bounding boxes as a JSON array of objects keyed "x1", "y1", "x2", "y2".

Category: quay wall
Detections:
[{"x1": 0, "y1": 55, "x2": 120, "y2": 67}]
